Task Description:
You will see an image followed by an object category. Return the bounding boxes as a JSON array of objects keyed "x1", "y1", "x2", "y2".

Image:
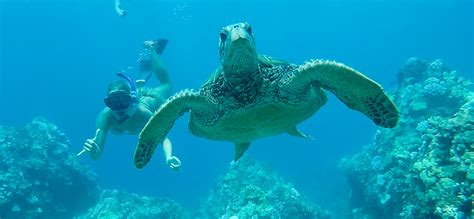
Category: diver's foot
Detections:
[
  {"x1": 136, "y1": 79, "x2": 146, "y2": 87},
  {"x1": 143, "y1": 40, "x2": 155, "y2": 50},
  {"x1": 116, "y1": 9, "x2": 127, "y2": 17}
]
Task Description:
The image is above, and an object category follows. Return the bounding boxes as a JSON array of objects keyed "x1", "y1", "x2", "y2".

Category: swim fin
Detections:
[{"x1": 153, "y1": 39, "x2": 168, "y2": 55}]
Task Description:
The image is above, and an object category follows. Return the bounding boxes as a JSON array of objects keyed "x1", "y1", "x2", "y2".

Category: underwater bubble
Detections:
[{"x1": 171, "y1": 1, "x2": 192, "y2": 23}]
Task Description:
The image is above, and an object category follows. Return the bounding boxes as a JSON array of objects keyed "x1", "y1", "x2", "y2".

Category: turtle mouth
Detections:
[
  {"x1": 229, "y1": 27, "x2": 250, "y2": 42},
  {"x1": 223, "y1": 39, "x2": 257, "y2": 71},
  {"x1": 222, "y1": 40, "x2": 258, "y2": 83},
  {"x1": 225, "y1": 38, "x2": 255, "y2": 59}
]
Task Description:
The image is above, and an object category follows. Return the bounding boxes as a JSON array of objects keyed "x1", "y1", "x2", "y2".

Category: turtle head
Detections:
[{"x1": 219, "y1": 22, "x2": 259, "y2": 82}]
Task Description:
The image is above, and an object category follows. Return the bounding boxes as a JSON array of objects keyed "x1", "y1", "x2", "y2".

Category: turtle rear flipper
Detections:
[
  {"x1": 134, "y1": 90, "x2": 212, "y2": 169},
  {"x1": 287, "y1": 126, "x2": 314, "y2": 140},
  {"x1": 290, "y1": 60, "x2": 399, "y2": 128},
  {"x1": 234, "y1": 142, "x2": 251, "y2": 161}
]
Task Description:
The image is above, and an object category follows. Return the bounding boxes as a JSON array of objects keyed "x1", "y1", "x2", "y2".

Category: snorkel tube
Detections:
[
  {"x1": 112, "y1": 72, "x2": 138, "y2": 123},
  {"x1": 116, "y1": 72, "x2": 137, "y2": 100}
]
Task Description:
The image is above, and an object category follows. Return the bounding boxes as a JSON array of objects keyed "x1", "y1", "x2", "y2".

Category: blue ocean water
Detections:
[{"x1": 0, "y1": 0, "x2": 472, "y2": 215}]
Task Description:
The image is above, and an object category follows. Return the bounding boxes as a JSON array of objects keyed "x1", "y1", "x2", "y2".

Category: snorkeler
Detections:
[{"x1": 79, "y1": 39, "x2": 181, "y2": 171}]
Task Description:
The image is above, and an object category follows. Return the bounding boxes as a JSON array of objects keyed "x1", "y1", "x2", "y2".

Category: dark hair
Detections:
[{"x1": 107, "y1": 80, "x2": 130, "y2": 95}]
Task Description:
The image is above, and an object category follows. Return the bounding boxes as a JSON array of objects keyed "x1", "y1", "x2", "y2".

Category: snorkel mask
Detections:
[{"x1": 104, "y1": 72, "x2": 138, "y2": 122}]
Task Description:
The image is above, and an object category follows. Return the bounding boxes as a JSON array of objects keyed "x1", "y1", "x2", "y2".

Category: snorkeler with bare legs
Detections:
[{"x1": 79, "y1": 39, "x2": 181, "y2": 171}]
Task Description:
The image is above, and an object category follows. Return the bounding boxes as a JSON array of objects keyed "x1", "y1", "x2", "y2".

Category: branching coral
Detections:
[{"x1": 340, "y1": 58, "x2": 473, "y2": 218}]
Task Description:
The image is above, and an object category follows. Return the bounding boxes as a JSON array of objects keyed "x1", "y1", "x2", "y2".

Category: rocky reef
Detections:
[
  {"x1": 0, "y1": 118, "x2": 99, "y2": 218},
  {"x1": 0, "y1": 118, "x2": 329, "y2": 218},
  {"x1": 196, "y1": 156, "x2": 330, "y2": 219},
  {"x1": 76, "y1": 189, "x2": 188, "y2": 219},
  {"x1": 340, "y1": 58, "x2": 473, "y2": 218},
  {"x1": 0, "y1": 118, "x2": 189, "y2": 219}
]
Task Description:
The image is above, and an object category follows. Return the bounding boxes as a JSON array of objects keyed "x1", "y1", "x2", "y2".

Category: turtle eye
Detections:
[{"x1": 220, "y1": 32, "x2": 227, "y2": 42}]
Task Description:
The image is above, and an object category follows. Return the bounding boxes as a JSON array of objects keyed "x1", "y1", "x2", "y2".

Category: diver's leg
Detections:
[
  {"x1": 149, "y1": 84, "x2": 172, "y2": 102},
  {"x1": 149, "y1": 53, "x2": 172, "y2": 99},
  {"x1": 142, "y1": 40, "x2": 171, "y2": 86},
  {"x1": 139, "y1": 85, "x2": 172, "y2": 112}
]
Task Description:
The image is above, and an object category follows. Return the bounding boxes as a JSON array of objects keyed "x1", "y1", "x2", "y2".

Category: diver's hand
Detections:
[
  {"x1": 78, "y1": 129, "x2": 101, "y2": 157},
  {"x1": 83, "y1": 139, "x2": 100, "y2": 153},
  {"x1": 166, "y1": 156, "x2": 182, "y2": 171}
]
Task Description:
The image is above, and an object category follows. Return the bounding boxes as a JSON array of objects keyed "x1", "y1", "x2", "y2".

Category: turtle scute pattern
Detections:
[
  {"x1": 134, "y1": 138, "x2": 156, "y2": 169},
  {"x1": 297, "y1": 59, "x2": 399, "y2": 128},
  {"x1": 363, "y1": 93, "x2": 399, "y2": 128}
]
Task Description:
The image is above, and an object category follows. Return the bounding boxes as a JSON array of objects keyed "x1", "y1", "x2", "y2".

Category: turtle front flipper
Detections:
[
  {"x1": 134, "y1": 89, "x2": 212, "y2": 169},
  {"x1": 290, "y1": 60, "x2": 399, "y2": 128}
]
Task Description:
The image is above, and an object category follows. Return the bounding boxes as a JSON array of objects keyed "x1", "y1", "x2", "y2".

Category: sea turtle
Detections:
[{"x1": 133, "y1": 22, "x2": 399, "y2": 169}]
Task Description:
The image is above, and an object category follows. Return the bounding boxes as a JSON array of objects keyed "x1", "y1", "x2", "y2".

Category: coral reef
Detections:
[
  {"x1": 0, "y1": 118, "x2": 190, "y2": 218},
  {"x1": 76, "y1": 189, "x2": 188, "y2": 219},
  {"x1": 340, "y1": 58, "x2": 473, "y2": 218},
  {"x1": 0, "y1": 118, "x2": 99, "y2": 218},
  {"x1": 196, "y1": 156, "x2": 330, "y2": 219}
]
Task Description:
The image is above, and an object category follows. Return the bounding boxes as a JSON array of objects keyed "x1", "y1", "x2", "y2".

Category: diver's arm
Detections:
[
  {"x1": 162, "y1": 137, "x2": 173, "y2": 160},
  {"x1": 162, "y1": 137, "x2": 181, "y2": 171},
  {"x1": 85, "y1": 110, "x2": 110, "y2": 160}
]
